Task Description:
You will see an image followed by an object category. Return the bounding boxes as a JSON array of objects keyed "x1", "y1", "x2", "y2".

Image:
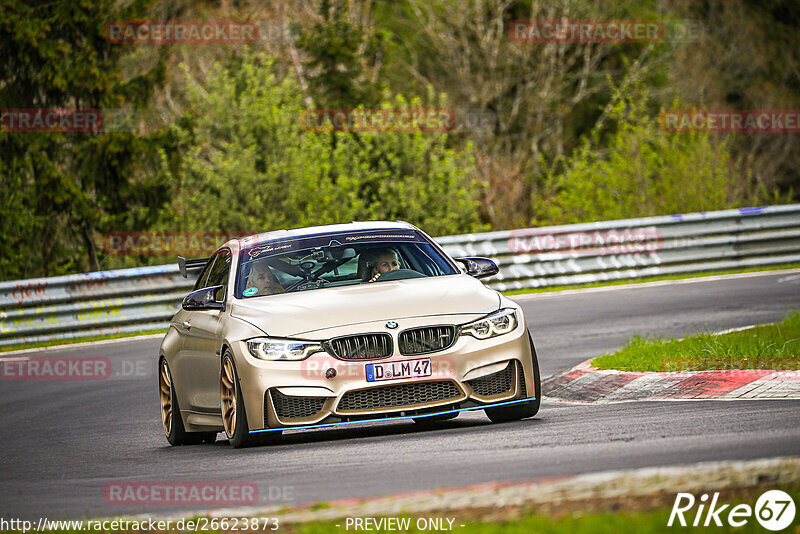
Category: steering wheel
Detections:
[{"x1": 372, "y1": 269, "x2": 425, "y2": 282}]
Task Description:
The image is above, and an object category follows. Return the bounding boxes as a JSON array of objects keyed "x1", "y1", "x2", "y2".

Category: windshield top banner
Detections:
[{"x1": 242, "y1": 230, "x2": 421, "y2": 260}]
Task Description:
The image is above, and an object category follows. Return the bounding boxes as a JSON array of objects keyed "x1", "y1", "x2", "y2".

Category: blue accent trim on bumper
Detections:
[{"x1": 249, "y1": 396, "x2": 536, "y2": 434}]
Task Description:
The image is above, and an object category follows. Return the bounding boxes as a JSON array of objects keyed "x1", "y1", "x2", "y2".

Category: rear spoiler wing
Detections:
[{"x1": 177, "y1": 256, "x2": 210, "y2": 278}]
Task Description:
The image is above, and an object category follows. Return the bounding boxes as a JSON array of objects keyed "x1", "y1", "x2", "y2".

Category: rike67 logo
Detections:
[{"x1": 668, "y1": 490, "x2": 796, "y2": 531}]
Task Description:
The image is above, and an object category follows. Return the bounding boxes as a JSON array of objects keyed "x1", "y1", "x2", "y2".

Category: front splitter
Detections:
[{"x1": 250, "y1": 397, "x2": 536, "y2": 434}]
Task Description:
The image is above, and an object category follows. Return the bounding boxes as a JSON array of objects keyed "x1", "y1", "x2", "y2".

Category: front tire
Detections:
[
  {"x1": 159, "y1": 358, "x2": 217, "y2": 445},
  {"x1": 484, "y1": 332, "x2": 541, "y2": 423},
  {"x1": 220, "y1": 352, "x2": 281, "y2": 448}
]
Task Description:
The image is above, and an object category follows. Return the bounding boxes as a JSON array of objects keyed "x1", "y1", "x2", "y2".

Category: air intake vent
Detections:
[
  {"x1": 268, "y1": 390, "x2": 326, "y2": 420},
  {"x1": 466, "y1": 361, "x2": 516, "y2": 397},
  {"x1": 337, "y1": 380, "x2": 462, "y2": 413},
  {"x1": 398, "y1": 325, "x2": 457, "y2": 355},
  {"x1": 325, "y1": 333, "x2": 393, "y2": 360}
]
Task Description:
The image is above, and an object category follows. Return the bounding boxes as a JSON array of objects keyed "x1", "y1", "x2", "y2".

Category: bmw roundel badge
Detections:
[{"x1": 385, "y1": 321, "x2": 398, "y2": 329}]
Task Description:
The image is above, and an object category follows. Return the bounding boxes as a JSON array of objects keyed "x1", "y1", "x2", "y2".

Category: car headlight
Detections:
[
  {"x1": 246, "y1": 337, "x2": 323, "y2": 361},
  {"x1": 459, "y1": 308, "x2": 518, "y2": 340}
]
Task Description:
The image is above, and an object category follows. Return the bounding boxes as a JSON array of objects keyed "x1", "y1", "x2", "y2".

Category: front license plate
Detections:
[{"x1": 365, "y1": 358, "x2": 431, "y2": 382}]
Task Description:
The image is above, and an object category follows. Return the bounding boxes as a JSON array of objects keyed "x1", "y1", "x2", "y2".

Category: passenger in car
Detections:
[{"x1": 245, "y1": 260, "x2": 284, "y2": 295}]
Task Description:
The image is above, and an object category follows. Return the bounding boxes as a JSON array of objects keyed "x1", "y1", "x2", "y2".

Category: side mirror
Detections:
[
  {"x1": 455, "y1": 257, "x2": 499, "y2": 279},
  {"x1": 182, "y1": 285, "x2": 225, "y2": 311}
]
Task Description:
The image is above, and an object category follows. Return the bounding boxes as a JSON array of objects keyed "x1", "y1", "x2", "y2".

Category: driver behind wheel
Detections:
[
  {"x1": 363, "y1": 249, "x2": 400, "y2": 283},
  {"x1": 245, "y1": 260, "x2": 284, "y2": 295}
]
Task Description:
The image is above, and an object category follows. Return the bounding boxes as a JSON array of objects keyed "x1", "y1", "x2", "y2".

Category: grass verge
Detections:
[
  {"x1": 502, "y1": 263, "x2": 800, "y2": 296},
  {"x1": 0, "y1": 329, "x2": 167, "y2": 354},
  {"x1": 592, "y1": 312, "x2": 800, "y2": 372}
]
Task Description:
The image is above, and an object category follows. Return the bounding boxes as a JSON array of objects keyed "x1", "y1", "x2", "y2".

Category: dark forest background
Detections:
[{"x1": 1, "y1": 0, "x2": 798, "y2": 280}]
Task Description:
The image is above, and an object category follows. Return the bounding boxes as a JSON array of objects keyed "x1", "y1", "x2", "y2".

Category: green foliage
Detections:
[
  {"x1": 0, "y1": 0, "x2": 168, "y2": 280},
  {"x1": 2, "y1": 0, "x2": 797, "y2": 281},
  {"x1": 158, "y1": 51, "x2": 483, "y2": 237},
  {"x1": 297, "y1": 0, "x2": 381, "y2": 107},
  {"x1": 537, "y1": 82, "x2": 740, "y2": 225}
]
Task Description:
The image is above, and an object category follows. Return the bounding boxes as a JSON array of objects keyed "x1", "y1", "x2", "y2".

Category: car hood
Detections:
[{"x1": 229, "y1": 274, "x2": 500, "y2": 338}]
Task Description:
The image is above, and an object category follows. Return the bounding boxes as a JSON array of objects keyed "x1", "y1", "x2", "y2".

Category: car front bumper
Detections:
[{"x1": 230, "y1": 313, "x2": 536, "y2": 432}]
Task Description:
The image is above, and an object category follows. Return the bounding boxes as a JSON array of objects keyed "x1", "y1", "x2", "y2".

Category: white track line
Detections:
[{"x1": 510, "y1": 268, "x2": 800, "y2": 300}]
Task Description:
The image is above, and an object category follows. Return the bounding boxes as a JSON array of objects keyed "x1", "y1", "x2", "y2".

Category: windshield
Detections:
[{"x1": 235, "y1": 229, "x2": 458, "y2": 298}]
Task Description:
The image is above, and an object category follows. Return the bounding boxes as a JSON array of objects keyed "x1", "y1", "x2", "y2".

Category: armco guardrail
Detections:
[
  {"x1": 437, "y1": 204, "x2": 800, "y2": 291},
  {"x1": 1, "y1": 205, "x2": 799, "y2": 348},
  {"x1": 0, "y1": 266, "x2": 196, "y2": 348}
]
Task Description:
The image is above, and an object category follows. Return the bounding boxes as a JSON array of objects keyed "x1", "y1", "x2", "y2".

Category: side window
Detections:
[
  {"x1": 271, "y1": 267, "x2": 294, "y2": 288},
  {"x1": 335, "y1": 256, "x2": 359, "y2": 278},
  {"x1": 206, "y1": 249, "x2": 232, "y2": 301},
  {"x1": 193, "y1": 256, "x2": 217, "y2": 291},
  {"x1": 405, "y1": 245, "x2": 442, "y2": 276}
]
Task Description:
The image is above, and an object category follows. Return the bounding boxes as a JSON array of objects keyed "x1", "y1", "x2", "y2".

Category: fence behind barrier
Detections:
[{"x1": 1, "y1": 205, "x2": 798, "y2": 347}]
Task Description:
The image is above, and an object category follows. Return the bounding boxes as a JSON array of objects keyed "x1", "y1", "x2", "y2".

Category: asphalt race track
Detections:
[{"x1": 1, "y1": 270, "x2": 799, "y2": 520}]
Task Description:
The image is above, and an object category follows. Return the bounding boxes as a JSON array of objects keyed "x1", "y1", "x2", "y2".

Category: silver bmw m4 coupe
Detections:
[{"x1": 158, "y1": 221, "x2": 540, "y2": 447}]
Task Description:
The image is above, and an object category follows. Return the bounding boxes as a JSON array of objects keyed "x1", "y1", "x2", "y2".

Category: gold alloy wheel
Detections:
[
  {"x1": 220, "y1": 357, "x2": 237, "y2": 438},
  {"x1": 159, "y1": 359, "x2": 172, "y2": 437}
]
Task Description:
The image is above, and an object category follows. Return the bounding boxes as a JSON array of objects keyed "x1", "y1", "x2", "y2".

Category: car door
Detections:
[
  {"x1": 170, "y1": 255, "x2": 215, "y2": 407},
  {"x1": 178, "y1": 248, "x2": 231, "y2": 414}
]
